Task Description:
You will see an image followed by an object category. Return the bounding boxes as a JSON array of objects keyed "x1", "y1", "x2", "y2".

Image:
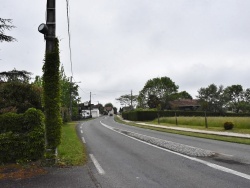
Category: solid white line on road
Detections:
[
  {"x1": 100, "y1": 121, "x2": 250, "y2": 181},
  {"x1": 89, "y1": 154, "x2": 105, "y2": 175},
  {"x1": 81, "y1": 137, "x2": 86, "y2": 144}
]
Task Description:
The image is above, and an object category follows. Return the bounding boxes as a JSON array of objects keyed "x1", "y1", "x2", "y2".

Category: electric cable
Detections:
[{"x1": 66, "y1": 0, "x2": 74, "y2": 77}]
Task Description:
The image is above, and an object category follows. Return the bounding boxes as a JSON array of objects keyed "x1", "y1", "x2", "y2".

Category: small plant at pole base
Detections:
[
  {"x1": 42, "y1": 38, "x2": 63, "y2": 165},
  {"x1": 224, "y1": 122, "x2": 234, "y2": 130}
]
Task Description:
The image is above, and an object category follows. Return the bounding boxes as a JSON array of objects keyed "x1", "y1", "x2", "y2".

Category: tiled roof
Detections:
[{"x1": 169, "y1": 99, "x2": 200, "y2": 107}]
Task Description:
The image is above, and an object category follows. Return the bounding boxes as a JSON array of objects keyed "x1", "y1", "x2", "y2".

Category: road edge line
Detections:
[{"x1": 89, "y1": 154, "x2": 105, "y2": 175}]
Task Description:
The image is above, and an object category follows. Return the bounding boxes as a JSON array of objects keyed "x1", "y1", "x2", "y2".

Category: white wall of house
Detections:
[
  {"x1": 81, "y1": 110, "x2": 91, "y2": 118},
  {"x1": 108, "y1": 109, "x2": 114, "y2": 115},
  {"x1": 81, "y1": 108, "x2": 100, "y2": 118},
  {"x1": 91, "y1": 108, "x2": 100, "y2": 118}
]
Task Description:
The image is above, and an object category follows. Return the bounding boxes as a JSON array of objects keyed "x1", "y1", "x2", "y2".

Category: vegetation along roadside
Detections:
[
  {"x1": 115, "y1": 116, "x2": 250, "y2": 145},
  {"x1": 57, "y1": 121, "x2": 87, "y2": 166}
]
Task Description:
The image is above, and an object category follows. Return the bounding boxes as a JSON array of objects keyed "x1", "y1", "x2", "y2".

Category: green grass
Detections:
[
  {"x1": 57, "y1": 121, "x2": 87, "y2": 166},
  {"x1": 115, "y1": 116, "x2": 250, "y2": 145},
  {"x1": 156, "y1": 116, "x2": 250, "y2": 128},
  {"x1": 152, "y1": 116, "x2": 250, "y2": 134}
]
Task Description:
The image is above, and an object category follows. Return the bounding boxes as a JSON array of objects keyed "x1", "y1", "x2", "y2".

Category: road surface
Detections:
[{"x1": 78, "y1": 116, "x2": 250, "y2": 188}]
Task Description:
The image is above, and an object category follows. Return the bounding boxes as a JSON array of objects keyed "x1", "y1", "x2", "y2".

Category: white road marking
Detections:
[
  {"x1": 89, "y1": 154, "x2": 105, "y2": 175},
  {"x1": 80, "y1": 130, "x2": 83, "y2": 134},
  {"x1": 100, "y1": 121, "x2": 250, "y2": 181},
  {"x1": 81, "y1": 137, "x2": 86, "y2": 143}
]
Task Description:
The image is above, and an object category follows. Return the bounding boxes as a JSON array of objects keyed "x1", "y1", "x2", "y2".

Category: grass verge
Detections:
[
  {"x1": 115, "y1": 116, "x2": 250, "y2": 145},
  {"x1": 155, "y1": 116, "x2": 250, "y2": 132},
  {"x1": 57, "y1": 121, "x2": 87, "y2": 166}
]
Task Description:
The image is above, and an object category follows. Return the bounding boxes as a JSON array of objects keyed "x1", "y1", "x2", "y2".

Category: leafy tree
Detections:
[
  {"x1": 0, "y1": 82, "x2": 42, "y2": 114},
  {"x1": 223, "y1": 85, "x2": 245, "y2": 113},
  {"x1": 242, "y1": 88, "x2": 250, "y2": 112},
  {"x1": 104, "y1": 103, "x2": 113, "y2": 108},
  {"x1": 0, "y1": 18, "x2": 16, "y2": 42},
  {"x1": 0, "y1": 69, "x2": 32, "y2": 83},
  {"x1": 116, "y1": 94, "x2": 138, "y2": 108},
  {"x1": 33, "y1": 75, "x2": 43, "y2": 87},
  {"x1": 138, "y1": 77, "x2": 179, "y2": 108},
  {"x1": 197, "y1": 84, "x2": 225, "y2": 113},
  {"x1": 58, "y1": 66, "x2": 80, "y2": 121},
  {"x1": 176, "y1": 91, "x2": 193, "y2": 99},
  {"x1": 113, "y1": 107, "x2": 118, "y2": 114},
  {"x1": 147, "y1": 94, "x2": 161, "y2": 109},
  {"x1": 0, "y1": 70, "x2": 42, "y2": 114},
  {"x1": 32, "y1": 66, "x2": 81, "y2": 122},
  {"x1": 119, "y1": 107, "x2": 123, "y2": 113},
  {"x1": 97, "y1": 103, "x2": 104, "y2": 114}
]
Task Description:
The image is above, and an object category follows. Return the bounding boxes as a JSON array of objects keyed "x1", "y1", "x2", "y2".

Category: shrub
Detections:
[
  {"x1": 224, "y1": 122, "x2": 234, "y2": 130},
  {"x1": 0, "y1": 82, "x2": 42, "y2": 114},
  {"x1": 0, "y1": 108, "x2": 45, "y2": 163}
]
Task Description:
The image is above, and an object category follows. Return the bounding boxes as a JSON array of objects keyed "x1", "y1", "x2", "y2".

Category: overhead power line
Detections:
[{"x1": 66, "y1": 0, "x2": 73, "y2": 77}]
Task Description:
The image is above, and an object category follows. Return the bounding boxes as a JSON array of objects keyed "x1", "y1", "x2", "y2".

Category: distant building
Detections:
[
  {"x1": 91, "y1": 108, "x2": 100, "y2": 117},
  {"x1": 80, "y1": 101, "x2": 100, "y2": 118},
  {"x1": 81, "y1": 110, "x2": 91, "y2": 118},
  {"x1": 81, "y1": 108, "x2": 100, "y2": 118},
  {"x1": 168, "y1": 99, "x2": 200, "y2": 111},
  {"x1": 122, "y1": 106, "x2": 132, "y2": 112}
]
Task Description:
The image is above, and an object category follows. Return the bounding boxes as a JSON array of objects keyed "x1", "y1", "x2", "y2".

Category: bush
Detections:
[
  {"x1": 0, "y1": 108, "x2": 45, "y2": 163},
  {"x1": 0, "y1": 82, "x2": 42, "y2": 114},
  {"x1": 224, "y1": 122, "x2": 234, "y2": 130}
]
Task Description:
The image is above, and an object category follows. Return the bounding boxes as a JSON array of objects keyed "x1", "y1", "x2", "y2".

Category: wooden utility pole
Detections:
[
  {"x1": 46, "y1": 0, "x2": 56, "y2": 52},
  {"x1": 90, "y1": 92, "x2": 92, "y2": 117},
  {"x1": 40, "y1": 0, "x2": 57, "y2": 165},
  {"x1": 131, "y1": 90, "x2": 133, "y2": 110}
]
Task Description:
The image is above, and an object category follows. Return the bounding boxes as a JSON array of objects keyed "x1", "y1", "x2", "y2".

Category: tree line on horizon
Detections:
[{"x1": 116, "y1": 76, "x2": 250, "y2": 114}]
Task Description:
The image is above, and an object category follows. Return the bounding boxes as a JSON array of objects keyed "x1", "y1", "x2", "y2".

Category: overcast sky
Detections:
[{"x1": 1, "y1": 0, "x2": 250, "y2": 108}]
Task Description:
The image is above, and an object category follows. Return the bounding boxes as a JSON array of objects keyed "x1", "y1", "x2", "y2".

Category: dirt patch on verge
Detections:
[{"x1": 0, "y1": 163, "x2": 48, "y2": 180}]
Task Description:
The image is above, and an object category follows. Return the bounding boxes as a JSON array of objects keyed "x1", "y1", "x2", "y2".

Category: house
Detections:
[
  {"x1": 81, "y1": 108, "x2": 100, "y2": 118},
  {"x1": 91, "y1": 108, "x2": 100, "y2": 117},
  {"x1": 104, "y1": 106, "x2": 114, "y2": 115},
  {"x1": 79, "y1": 101, "x2": 98, "y2": 118},
  {"x1": 122, "y1": 106, "x2": 133, "y2": 112},
  {"x1": 168, "y1": 99, "x2": 200, "y2": 111}
]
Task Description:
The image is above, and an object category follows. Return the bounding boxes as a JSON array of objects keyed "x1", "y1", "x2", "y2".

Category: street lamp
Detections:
[{"x1": 38, "y1": 23, "x2": 48, "y2": 35}]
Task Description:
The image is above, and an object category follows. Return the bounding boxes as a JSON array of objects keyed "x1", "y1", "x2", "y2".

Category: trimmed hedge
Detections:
[
  {"x1": 0, "y1": 108, "x2": 45, "y2": 163},
  {"x1": 122, "y1": 110, "x2": 250, "y2": 121}
]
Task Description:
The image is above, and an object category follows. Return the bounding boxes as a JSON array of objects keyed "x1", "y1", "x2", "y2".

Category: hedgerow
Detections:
[{"x1": 0, "y1": 108, "x2": 45, "y2": 163}]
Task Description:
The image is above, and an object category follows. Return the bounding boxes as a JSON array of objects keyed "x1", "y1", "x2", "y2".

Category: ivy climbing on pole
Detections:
[{"x1": 42, "y1": 38, "x2": 62, "y2": 155}]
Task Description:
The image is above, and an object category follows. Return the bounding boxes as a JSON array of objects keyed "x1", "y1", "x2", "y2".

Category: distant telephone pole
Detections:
[
  {"x1": 131, "y1": 90, "x2": 133, "y2": 109},
  {"x1": 90, "y1": 92, "x2": 92, "y2": 117}
]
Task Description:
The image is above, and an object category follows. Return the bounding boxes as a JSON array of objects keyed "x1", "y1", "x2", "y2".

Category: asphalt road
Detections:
[{"x1": 78, "y1": 116, "x2": 250, "y2": 188}]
